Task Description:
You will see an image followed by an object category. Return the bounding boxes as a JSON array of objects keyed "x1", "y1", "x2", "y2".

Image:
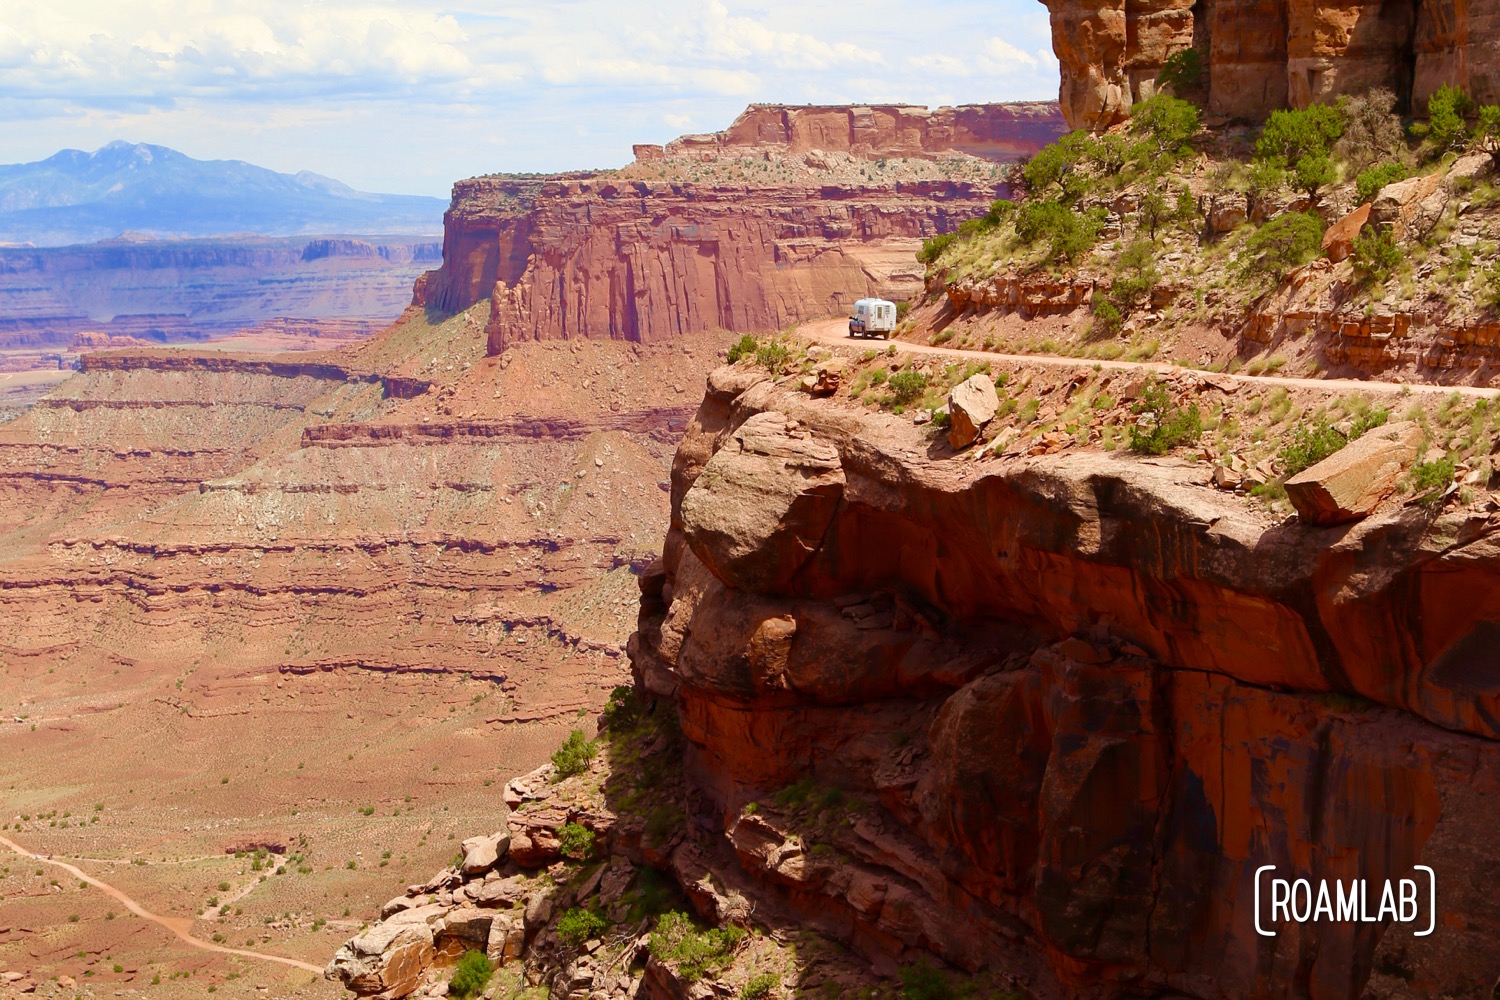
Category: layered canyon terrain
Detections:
[{"x1": 0, "y1": 104, "x2": 1060, "y2": 999}]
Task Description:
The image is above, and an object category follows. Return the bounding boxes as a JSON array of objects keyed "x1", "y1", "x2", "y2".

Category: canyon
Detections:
[
  {"x1": 1040, "y1": 0, "x2": 1500, "y2": 128},
  {"x1": 0, "y1": 104, "x2": 1063, "y2": 999}
]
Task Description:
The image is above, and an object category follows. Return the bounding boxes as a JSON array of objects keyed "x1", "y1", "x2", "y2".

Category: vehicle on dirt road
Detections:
[{"x1": 848, "y1": 298, "x2": 897, "y2": 339}]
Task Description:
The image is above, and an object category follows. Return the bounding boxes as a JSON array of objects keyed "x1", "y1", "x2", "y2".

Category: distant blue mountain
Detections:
[{"x1": 0, "y1": 142, "x2": 446, "y2": 247}]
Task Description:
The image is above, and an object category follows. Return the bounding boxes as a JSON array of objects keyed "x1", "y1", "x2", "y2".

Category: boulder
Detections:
[
  {"x1": 470, "y1": 873, "x2": 528, "y2": 908},
  {"x1": 486, "y1": 909, "x2": 527, "y2": 964},
  {"x1": 459, "y1": 831, "x2": 509, "y2": 876},
  {"x1": 1205, "y1": 193, "x2": 1248, "y2": 235},
  {"x1": 1370, "y1": 172, "x2": 1447, "y2": 242},
  {"x1": 680, "y1": 410, "x2": 845, "y2": 593},
  {"x1": 1284, "y1": 421, "x2": 1423, "y2": 525},
  {"x1": 1447, "y1": 152, "x2": 1495, "y2": 188},
  {"x1": 434, "y1": 907, "x2": 493, "y2": 959},
  {"x1": 947, "y1": 374, "x2": 1000, "y2": 449},
  {"x1": 1321, "y1": 202, "x2": 1371, "y2": 263},
  {"x1": 326, "y1": 920, "x2": 435, "y2": 999}
]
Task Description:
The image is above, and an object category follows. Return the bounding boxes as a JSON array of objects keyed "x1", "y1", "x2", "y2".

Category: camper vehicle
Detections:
[{"x1": 848, "y1": 298, "x2": 897, "y2": 339}]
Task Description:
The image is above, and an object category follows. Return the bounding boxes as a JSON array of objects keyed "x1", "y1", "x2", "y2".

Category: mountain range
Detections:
[{"x1": 0, "y1": 141, "x2": 446, "y2": 247}]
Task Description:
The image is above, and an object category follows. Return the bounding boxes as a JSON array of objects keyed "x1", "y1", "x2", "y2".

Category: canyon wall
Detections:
[
  {"x1": 627, "y1": 365, "x2": 1500, "y2": 1000},
  {"x1": 413, "y1": 104, "x2": 1067, "y2": 355},
  {"x1": 1040, "y1": 0, "x2": 1500, "y2": 128}
]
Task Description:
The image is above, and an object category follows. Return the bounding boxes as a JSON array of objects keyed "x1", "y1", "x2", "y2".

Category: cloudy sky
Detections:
[{"x1": 0, "y1": 0, "x2": 1061, "y2": 197}]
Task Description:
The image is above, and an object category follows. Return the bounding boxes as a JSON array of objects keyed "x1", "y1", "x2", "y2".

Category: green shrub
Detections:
[
  {"x1": 1483, "y1": 264, "x2": 1500, "y2": 309},
  {"x1": 726, "y1": 335, "x2": 757, "y2": 364},
  {"x1": 916, "y1": 232, "x2": 957, "y2": 266},
  {"x1": 1129, "y1": 93, "x2": 1201, "y2": 157},
  {"x1": 1021, "y1": 132, "x2": 1092, "y2": 198},
  {"x1": 1156, "y1": 48, "x2": 1203, "y2": 99},
  {"x1": 1352, "y1": 229, "x2": 1401, "y2": 281},
  {"x1": 448, "y1": 950, "x2": 494, "y2": 1000},
  {"x1": 754, "y1": 340, "x2": 792, "y2": 372},
  {"x1": 1091, "y1": 292, "x2": 1123, "y2": 334},
  {"x1": 1279, "y1": 419, "x2": 1347, "y2": 475},
  {"x1": 895, "y1": 301, "x2": 912, "y2": 320},
  {"x1": 1426, "y1": 84, "x2": 1474, "y2": 152},
  {"x1": 648, "y1": 911, "x2": 745, "y2": 982},
  {"x1": 1355, "y1": 161, "x2": 1407, "y2": 203},
  {"x1": 1257, "y1": 104, "x2": 1345, "y2": 166},
  {"x1": 888, "y1": 369, "x2": 928, "y2": 405},
  {"x1": 1086, "y1": 133, "x2": 1132, "y2": 177},
  {"x1": 1292, "y1": 152, "x2": 1336, "y2": 200},
  {"x1": 899, "y1": 959, "x2": 956, "y2": 1000},
  {"x1": 740, "y1": 972, "x2": 781, "y2": 1000},
  {"x1": 556, "y1": 906, "x2": 609, "y2": 947},
  {"x1": 984, "y1": 198, "x2": 1016, "y2": 225},
  {"x1": 1015, "y1": 199, "x2": 1106, "y2": 264},
  {"x1": 551, "y1": 728, "x2": 598, "y2": 780},
  {"x1": 1239, "y1": 212, "x2": 1324, "y2": 280},
  {"x1": 1129, "y1": 379, "x2": 1203, "y2": 454},
  {"x1": 558, "y1": 821, "x2": 596, "y2": 860},
  {"x1": 600, "y1": 684, "x2": 641, "y2": 733},
  {"x1": 1410, "y1": 457, "x2": 1456, "y2": 494},
  {"x1": 1478, "y1": 105, "x2": 1500, "y2": 165},
  {"x1": 1111, "y1": 240, "x2": 1160, "y2": 306}
]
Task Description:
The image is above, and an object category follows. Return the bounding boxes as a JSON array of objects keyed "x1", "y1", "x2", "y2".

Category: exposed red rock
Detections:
[
  {"x1": 413, "y1": 104, "x2": 1066, "y2": 354},
  {"x1": 626, "y1": 364, "x2": 1500, "y2": 999},
  {"x1": 1040, "y1": 0, "x2": 1500, "y2": 128}
]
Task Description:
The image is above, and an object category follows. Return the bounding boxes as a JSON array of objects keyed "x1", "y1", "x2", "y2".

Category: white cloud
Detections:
[{"x1": 0, "y1": 0, "x2": 1062, "y2": 194}]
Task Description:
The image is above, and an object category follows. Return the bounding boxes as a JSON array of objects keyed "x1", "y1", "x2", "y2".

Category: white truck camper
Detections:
[{"x1": 848, "y1": 298, "x2": 897, "y2": 339}]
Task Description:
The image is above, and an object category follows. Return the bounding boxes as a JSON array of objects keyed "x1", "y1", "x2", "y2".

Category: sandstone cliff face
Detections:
[
  {"x1": 1041, "y1": 0, "x2": 1500, "y2": 127},
  {"x1": 413, "y1": 105, "x2": 1066, "y2": 355},
  {"x1": 627, "y1": 365, "x2": 1500, "y2": 999}
]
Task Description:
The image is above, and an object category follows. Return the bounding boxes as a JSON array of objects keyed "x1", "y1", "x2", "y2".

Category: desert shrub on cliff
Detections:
[
  {"x1": 726, "y1": 335, "x2": 757, "y2": 364},
  {"x1": 740, "y1": 972, "x2": 781, "y2": 1000},
  {"x1": 557, "y1": 906, "x2": 609, "y2": 947},
  {"x1": 1156, "y1": 48, "x2": 1203, "y2": 102},
  {"x1": 1237, "y1": 212, "x2": 1324, "y2": 281},
  {"x1": 551, "y1": 728, "x2": 598, "y2": 780},
  {"x1": 1352, "y1": 229, "x2": 1401, "y2": 282},
  {"x1": 448, "y1": 951, "x2": 493, "y2": 1000},
  {"x1": 1334, "y1": 88, "x2": 1405, "y2": 171},
  {"x1": 887, "y1": 369, "x2": 928, "y2": 406},
  {"x1": 1129, "y1": 94, "x2": 1201, "y2": 158},
  {"x1": 1021, "y1": 132, "x2": 1093, "y2": 200},
  {"x1": 1422, "y1": 84, "x2": 1474, "y2": 153},
  {"x1": 558, "y1": 821, "x2": 596, "y2": 860},
  {"x1": 917, "y1": 232, "x2": 957, "y2": 266},
  {"x1": 1129, "y1": 379, "x2": 1202, "y2": 454},
  {"x1": 1257, "y1": 104, "x2": 1345, "y2": 168},
  {"x1": 1477, "y1": 105, "x2": 1500, "y2": 166},
  {"x1": 899, "y1": 959, "x2": 959, "y2": 1000},
  {"x1": 1015, "y1": 199, "x2": 1105, "y2": 265},
  {"x1": 648, "y1": 911, "x2": 745, "y2": 982},
  {"x1": 754, "y1": 340, "x2": 792, "y2": 372},
  {"x1": 1278, "y1": 419, "x2": 1347, "y2": 474},
  {"x1": 1355, "y1": 161, "x2": 1407, "y2": 203}
]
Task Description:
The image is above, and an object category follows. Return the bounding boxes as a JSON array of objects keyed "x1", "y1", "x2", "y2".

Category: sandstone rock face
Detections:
[
  {"x1": 459, "y1": 831, "x2": 509, "y2": 875},
  {"x1": 1370, "y1": 171, "x2": 1449, "y2": 242},
  {"x1": 946, "y1": 374, "x2": 999, "y2": 448},
  {"x1": 1040, "y1": 0, "x2": 1500, "y2": 128},
  {"x1": 1284, "y1": 420, "x2": 1423, "y2": 524},
  {"x1": 326, "y1": 921, "x2": 435, "y2": 999},
  {"x1": 414, "y1": 104, "x2": 1066, "y2": 353},
  {"x1": 679, "y1": 411, "x2": 846, "y2": 593},
  {"x1": 630, "y1": 369, "x2": 1500, "y2": 999}
]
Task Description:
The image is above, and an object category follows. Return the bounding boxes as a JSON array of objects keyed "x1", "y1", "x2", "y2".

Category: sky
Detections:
[{"x1": 0, "y1": 0, "x2": 1061, "y2": 197}]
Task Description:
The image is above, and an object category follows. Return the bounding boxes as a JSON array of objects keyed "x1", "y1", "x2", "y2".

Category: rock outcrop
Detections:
[
  {"x1": 1284, "y1": 419, "x2": 1424, "y2": 523},
  {"x1": 623, "y1": 364, "x2": 1500, "y2": 999},
  {"x1": 1040, "y1": 0, "x2": 1500, "y2": 128},
  {"x1": 413, "y1": 104, "x2": 1066, "y2": 354}
]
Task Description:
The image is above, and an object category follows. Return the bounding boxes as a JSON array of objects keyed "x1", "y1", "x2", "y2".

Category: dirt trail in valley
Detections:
[
  {"x1": 797, "y1": 318, "x2": 1500, "y2": 400},
  {"x1": 0, "y1": 832, "x2": 325, "y2": 975}
]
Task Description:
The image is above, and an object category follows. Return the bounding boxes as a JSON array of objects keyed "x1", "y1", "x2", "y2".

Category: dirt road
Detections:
[
  {"x1": 0, "y1": 832, "x2": 325, "y2": 976},
  {"x1": 798, "y1": 318, "x2": 1500, "y2": 400}
]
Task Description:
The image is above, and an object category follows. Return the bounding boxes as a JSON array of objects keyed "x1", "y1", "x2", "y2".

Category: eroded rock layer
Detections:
[
  {"x1": 412, "y1": 104, "x2": 1066, "y2": 354},
  {"x1": 627, "y1": 365, "x2": 1500, "y2": 999},
  {"x1": 1041, "y1": 0, "x2": 1500, "y2": 127}
]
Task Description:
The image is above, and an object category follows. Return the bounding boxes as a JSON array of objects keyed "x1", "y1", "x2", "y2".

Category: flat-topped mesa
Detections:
[
  {"x1": 412, "y1": 103, "x2": 1067, "y2": 355},
  {"x1": 647, "y1": 102, "x2": 1069, "y2": 162},
  {"x1": 1040, "y1": 0, "x2": 1500, "y2": 129}
]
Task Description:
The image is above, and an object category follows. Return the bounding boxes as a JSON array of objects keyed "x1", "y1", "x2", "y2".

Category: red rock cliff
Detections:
[
  {"x1": 1041, "y1": 0, "x2": 1500, "y2": 127},
  {"x1": 627, "y1": 365, "x2": 1500, "y2": 1000},
  {"x1": 413, "y1": 104, "x2": 1067, "y2": 355}
]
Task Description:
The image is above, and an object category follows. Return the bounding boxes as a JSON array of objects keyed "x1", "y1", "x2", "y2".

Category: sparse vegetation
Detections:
[
  {"x1": 551, "y1": 728, "x2": 598, "y2": 780},
  {"x1": 648, "y1": 911, "x2": 745, "y2": 982},
  {"x1": 557, "y1": 906, "x2": 609, "y2": 947},
  {"x1": 1129, "y1": 379, "x2": 1203, "y2": 454},
  {"x1": 558, "y1": 821, "x2": 596, "y2": 860},
  {"x1": 448, "y1": 950, "x2": 494, "y2": 1000}
]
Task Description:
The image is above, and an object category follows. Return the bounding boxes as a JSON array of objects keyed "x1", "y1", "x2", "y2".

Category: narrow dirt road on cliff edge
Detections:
[
  {"x1": 0, "y1": 832, "x2": 325, "y2": 976},
  {"x1": 796, "y1": 318, "x2": 1500, "y2": 400}
]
